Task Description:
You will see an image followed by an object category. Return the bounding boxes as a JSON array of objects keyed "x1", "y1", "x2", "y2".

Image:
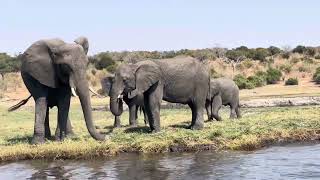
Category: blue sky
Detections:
[{"x1": 1, "y1": 0, "x2": 320, "y2": 55}]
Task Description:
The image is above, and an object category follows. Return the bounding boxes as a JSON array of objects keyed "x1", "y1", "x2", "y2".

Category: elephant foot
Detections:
[
  {"x1": 188, "y1": 124, "x2": 203, "y2": 130},
  {"x1": 113, "y1": 124, "x2": 121, "y2": 128},
  {"x1": 31, "y1": 136, "x2": 45, "y2": 145},
  {"x1": 129, "y1": 124, "x2": 138, "y2": 128},
  {"x1": 150, "y1": 129, "x2": 160, "y2": 133}
]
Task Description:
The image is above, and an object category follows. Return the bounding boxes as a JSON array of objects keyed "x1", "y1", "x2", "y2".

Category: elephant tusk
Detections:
[
  {"x1": 117, "y1": 94, "x2": 123, "y2": 99},
  {"x1": 89, "y1": 86, "x2": 104, "y2": 98},
  {"x1": 71, "y1": 88, "x2": 78, "y2": 97}
]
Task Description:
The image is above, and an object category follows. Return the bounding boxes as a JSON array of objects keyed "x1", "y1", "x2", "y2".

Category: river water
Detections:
[{"x1": 1, "y1": 143, "x2": 320, "y2": 179}]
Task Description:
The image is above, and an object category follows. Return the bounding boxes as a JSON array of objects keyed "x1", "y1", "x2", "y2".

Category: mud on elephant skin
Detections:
[
  {"x1": 206, "y1": 77, "x2": 241, "y2": 121},
  {"x1": 8, "y1": 37, "x2": 105, "y2": 144},
  {"x1": 101, "y1": 75, "x2": 148, "y2": 128},
  {"x1": 109, "y1": 57, "x2": 210, "y2": 133}
]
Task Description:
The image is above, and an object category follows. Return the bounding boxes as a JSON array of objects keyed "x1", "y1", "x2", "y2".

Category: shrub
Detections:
[
  {"x1": 285, "y1": 78, "x2": 298, "y2": 85},
  {"x1": 252, "y1": 48, "x2": 270, "y2": 61},
  {"x1": 303, "y1": 57, "x2": 314, "y2": 64},
  {"x1": 242, "y1": 59, "x2": 254, "y2": 68},
  {"x1": 314, "y1": 74, "x2": 320, "y2": 84},
  {"x1": 281, "y1": 52, "x2": 290, "y2": 59},
  {"x1": 247, "y1": 75, "x2": 265, "y2": 87},
  {"x1": 312, "y1": 67, "x2": 320, "y2": 82},
  {"x1": 268, "y1": 46, "x2": 282, "y2": 56},
  {"x1": 298, "y1": 66, "x2": 308, "y2": 72},
  {"x1": 266, "y1": 68, "x2": 282, "y2": 84},
  {"x1": 94, "y1": 53, "x2": 116, "y2": 71},
  {"x1": 292, "y1": 45, "x2": 307, "y2": 54},
  {"x1": 315, "y1": 55, "x2": 320, "y2": 59},
  {"x1": 279, "y1": 64, "x2": 292, "y2": 74},
  {"x1": 290, "y1": 57, "x2": 300, "y2": 64},
  {"x1": 233, "y1": 75, "x2": 254, "y2": 89}
]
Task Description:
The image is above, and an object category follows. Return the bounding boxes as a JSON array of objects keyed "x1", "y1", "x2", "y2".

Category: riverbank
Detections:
[{"x1": 0, "y1": 104, "x2": 320, "y2": 162}]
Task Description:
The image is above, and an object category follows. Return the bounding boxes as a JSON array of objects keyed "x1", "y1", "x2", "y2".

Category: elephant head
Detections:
[
  {"x1": 21, "y1": 37, "x2": 105, "y2": 141},
  {"x1": 109, "y1": 61, "x2": 160, "y2": 116}
]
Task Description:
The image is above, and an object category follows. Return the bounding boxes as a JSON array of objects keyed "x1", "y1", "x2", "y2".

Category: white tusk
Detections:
[
  {"x1": 71, "y1": 88, "x2": 78, "y2": 97},
  {"x1": 89, "y1": 86, "x2": 104, "y2": 98},
  {"x1": 117, "y1": 94, "x2": 123, "y2": 99}
]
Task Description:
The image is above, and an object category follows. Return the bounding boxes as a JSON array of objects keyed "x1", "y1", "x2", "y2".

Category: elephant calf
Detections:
[
  {"x1": 206, "y1": 78, "x2": 241, "y2": 121},
  {"x1": 101, "y1": 75, "x2": 148, "y2": 128}
]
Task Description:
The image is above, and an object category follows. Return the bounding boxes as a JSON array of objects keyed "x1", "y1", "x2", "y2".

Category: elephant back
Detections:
[{"x1": 21, "y1": 38, "x2": 65, "y2": 88}]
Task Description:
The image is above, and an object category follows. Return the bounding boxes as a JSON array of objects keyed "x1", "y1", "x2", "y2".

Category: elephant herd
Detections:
[{"x1": 9, "y1": 37, "x2": 240, "y2": 144}]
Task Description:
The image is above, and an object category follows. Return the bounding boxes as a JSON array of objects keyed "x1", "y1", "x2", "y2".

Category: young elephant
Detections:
[
  {"x1": 206, "y1": 78, "x2": 241, "y2": 121},
  {"x1": 101, "y1": 75, "x2": 148, "y2": 128}
]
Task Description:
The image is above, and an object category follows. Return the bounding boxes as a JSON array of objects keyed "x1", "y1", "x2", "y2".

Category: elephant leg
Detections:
[
  {"x1": 31, "y1": 97, "x2": 48, "y2": 144},
  {"x1": 142, "y1": 107, "x2": 148, "y2": 125},
  {"x1": 212, "y1": 96, "x2": 222, "y2": 121},
  {"x1": 128, "y1": 104, "x2": 137, "y2": 127},
  {"x1": 56, "y1": 92, "x2": 71, "y2": 141},
  {"x1": 55, "y1": 116, "x2": 74, "y2": 139},
  {"x1": 205, "y1": 100, "x2": 211, "y2": 121},
  {"x1": 114, "y1": 116, "x2": 121, "y2": 128},
  {"x1": 44, "y1": 107, "x2": 51, "y2": 139},
  {"x1": 188, "y1": 102, "x2": 204, "y2": 130},
  {"x1": 236, "y1": 104, "x2": 241, "y2": 118},
  {"x1": 230, "y1": 103, "x2": 237, "y2": 119},
  {"x1": 145, "y1": 84, "x2": 163, "y2": 133}
]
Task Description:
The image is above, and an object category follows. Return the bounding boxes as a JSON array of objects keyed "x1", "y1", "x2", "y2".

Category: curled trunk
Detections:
[{"x1": 110, "y1": 96, "x2": 123, "y2": 116}]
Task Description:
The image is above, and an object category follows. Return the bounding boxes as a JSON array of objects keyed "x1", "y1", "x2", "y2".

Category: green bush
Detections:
[
  {"x1": 94, "y1": 53, "x2": 116, "y2": 71},
  {"x1": 290, "y1": 57, "x2": 300, "y2": 64},
  {"x1": 247, "y1": 75, "x2": 265, "y2": 87},
  {"x1": 266, "y1": 68, "x2": 282, "y2": 84},
  {"x1": 268, "y1": 46, "x2": 282, "y2": 56},
  {"x1": 314, "y1": 74, "x2": 320, "y2": 84},
  {"x1": 233, "y1": 75, "x2": 254, "y2": 89},
  {"x1": 303, "y1": 57, "x2": 314, "y2": 64},
  {"x1": 312, "y1": 67, "x2": 320, "y2": 82},
  {"x1": 285, "y1": 78, "x2": 298, "y2": 85},
  {"x1": 298, "y1": 66, "x2": 308, "y2": 72},
  {"x1": 242, "y1": 59, "x2": 254, "y2": 68}
]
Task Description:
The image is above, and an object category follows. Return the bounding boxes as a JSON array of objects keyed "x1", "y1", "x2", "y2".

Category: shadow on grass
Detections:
[
  {"x1": 124, "y1": 126, "x2": 150, "y2": 133},
  {"x1": 5, "y1": 135, "x2": 33, "y2": 145}
]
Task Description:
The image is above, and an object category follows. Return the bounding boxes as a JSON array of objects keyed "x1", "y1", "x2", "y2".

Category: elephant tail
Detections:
[{"x1": 8, "y1": 95, "x2": 32, "y2": 112}]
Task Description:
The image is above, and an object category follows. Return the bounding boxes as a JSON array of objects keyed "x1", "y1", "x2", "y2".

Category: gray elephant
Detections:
[
  {"x1": 109, "y1": 57, "x2": 210, "y2": 132},
  {"x1": 206, "y1": 78, "x2": 241, "y2": 121},
  {"x1": 101, "y1": 75, "x2": 148, "y2": 128},
  {"x1": 8, "y1": 37, "x2": 105, "y2": 144}
]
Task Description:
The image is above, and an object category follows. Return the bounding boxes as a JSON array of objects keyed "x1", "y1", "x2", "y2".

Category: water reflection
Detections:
[{"x1": 1, "y1": 143, "x2": 320, "y2": 180}]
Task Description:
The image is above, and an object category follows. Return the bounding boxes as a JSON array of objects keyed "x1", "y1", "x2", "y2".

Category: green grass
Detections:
[{"x1": 1, "y1": 104, "x2": 320, "y2": 162}]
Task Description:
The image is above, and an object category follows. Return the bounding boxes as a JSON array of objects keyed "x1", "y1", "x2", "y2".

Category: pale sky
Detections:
[{"x1": 1, "y1": 0, "x2": 320, "y2": 55}]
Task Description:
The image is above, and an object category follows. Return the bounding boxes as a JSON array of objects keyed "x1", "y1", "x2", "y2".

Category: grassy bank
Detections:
[{"x1": 0, "y1": 102, "x2": 320, "y2": 162}]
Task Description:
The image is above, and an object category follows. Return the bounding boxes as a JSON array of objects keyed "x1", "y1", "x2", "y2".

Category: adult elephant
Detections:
[
  {"x1": 205, "y1": 78, "x2": 241, "y2": 121},
  {"x1": 109, "y1": 57, "x2": 210, "y2": 132},
  {"x1": 8, "y1": 37, "x2": 105, "y2": 144},
  {"x1": 101, "y1": 75, "x2": 148, "y2": 128}
]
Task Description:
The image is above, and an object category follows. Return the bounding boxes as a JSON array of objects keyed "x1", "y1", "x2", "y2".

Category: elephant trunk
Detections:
[
  {"x1": 76, "y1": 79, "x2": 105, "y2": 141},
  {"x1": 110, "y1": 96, "x2": 123, "y2": 116}
]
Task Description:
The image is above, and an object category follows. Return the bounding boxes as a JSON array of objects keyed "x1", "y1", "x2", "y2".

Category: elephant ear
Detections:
[
  {"x1": 74, "y1": 36, "x2": 89, "y2": 54},
  {"x1": 100, "y1": 75, "x2": 114, "y2": 96},
  {"x1": 128, "y1": 61, "x2": 161, "y2": 99},
  {"x1": 21, "y1": 38, "x2": 65, "y2": 88}
]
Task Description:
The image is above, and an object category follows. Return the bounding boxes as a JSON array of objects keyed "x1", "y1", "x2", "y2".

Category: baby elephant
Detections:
[
  {"x1": 101, "y1": 75, "x2": 148, "y2": 128},
  {"x1": 206, "y1": 78, "x2": 241, "y2": 121}
]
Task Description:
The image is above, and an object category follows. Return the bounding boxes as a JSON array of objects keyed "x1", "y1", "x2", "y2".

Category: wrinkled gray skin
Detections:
[
  {"x1": 206, "y1": 78, "x2": 241, "y2": 121},
  {"x1": 110, "y1": 57, "x2": 210, "y2": 132},
  {"x1": 101, "y1": 75, "x2": 148, "y2": 128},
  {"x1": 17, "y1": 37, "x2": 104, "y2": 144}
]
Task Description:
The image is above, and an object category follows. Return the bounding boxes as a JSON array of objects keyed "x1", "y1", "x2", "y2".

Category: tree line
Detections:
[{"x1": 1, "y1": 45, "x2": 319, "y2": 75}]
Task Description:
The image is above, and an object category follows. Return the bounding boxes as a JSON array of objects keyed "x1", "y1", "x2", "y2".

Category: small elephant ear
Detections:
[
  {"x1": 128, "y1": 62, "x2": 161, "y2": 99},
  {"x1": 100, "y1": 75, "x2": 115, "y2": 96},
  {"x1": 74, "y1": 36, "x2": 89, "y2": 54}
]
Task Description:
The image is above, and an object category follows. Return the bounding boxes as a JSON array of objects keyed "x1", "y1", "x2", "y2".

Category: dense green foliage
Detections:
[
  {"x1": 285, "y1": 78, "x2": 298, "y2": 85},
  {"x1": 266, "y1": 68, "x2": 282, "y2": 84},
  {"x1": 0, "y1": 53, "x2": 21, "y2": 76}
]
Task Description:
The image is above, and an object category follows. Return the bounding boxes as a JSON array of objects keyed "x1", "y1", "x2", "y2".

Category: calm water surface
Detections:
[{"x1": 1, "y1": 143, "x2": 320, "y2": 179}]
